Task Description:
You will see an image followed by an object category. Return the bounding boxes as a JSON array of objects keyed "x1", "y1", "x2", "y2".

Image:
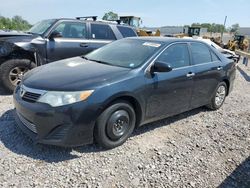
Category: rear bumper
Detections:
[{"x1": 13, "y1": 88, "x2": 100, "y2": 147}]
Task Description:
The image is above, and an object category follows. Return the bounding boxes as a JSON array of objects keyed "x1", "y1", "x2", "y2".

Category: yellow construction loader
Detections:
[
  {"x1": 119, "y1": 16, "x2": 161, "y2": 37},
  {"x1": 226, "y1": 35, "x2": 249, "y2": 51}
]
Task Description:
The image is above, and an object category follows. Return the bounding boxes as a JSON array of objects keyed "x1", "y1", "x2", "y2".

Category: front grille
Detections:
[
  {"x1": 22, "y1": 92, "x2": 41, "y2": 103},
  {"x1": 17, "y1": 112, "x2": 37, "y2": 133},
  {"x1": 19, "y1": 85, "x2": 46, "y2": 103}
]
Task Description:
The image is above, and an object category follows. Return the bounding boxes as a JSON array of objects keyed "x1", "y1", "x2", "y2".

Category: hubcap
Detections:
[
  {"x1": 215, "y1": 85, "x2": 226, "y2": 106},
  {"x1": 106, "y1": 110, "x2": 130, "y2": 141},
  {"x1": 9, "y1": 66, "x2": 29, "y2": 86}
]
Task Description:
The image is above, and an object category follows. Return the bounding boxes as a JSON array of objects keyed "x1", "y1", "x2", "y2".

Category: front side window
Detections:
[
  {"x1": 52, "y1": 22, "x2": 87, "y2": 39},
  {"x1": 190, "y1": 42, "x2": 212, "y2": 65},
  {"x1": 90, "y1": 24, "x2": 116, "y2": 40},
  {"x1": 156, "y1": 43, "x2": 190, "y2": 69},
  {"x1": 117, "y1": 26, "x2": 137, "y2": 37}
]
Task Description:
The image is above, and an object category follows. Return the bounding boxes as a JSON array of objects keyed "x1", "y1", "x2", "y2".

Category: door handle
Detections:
[
  {"x1": 217, "y1": 66, "x2": 223, "y2": 71},
  {"x1": 80, "y1": 43, "x2": 89, "y2": 48},
  {"x1": 186, "y1": 72, "x2": 195, "y2": 77}
]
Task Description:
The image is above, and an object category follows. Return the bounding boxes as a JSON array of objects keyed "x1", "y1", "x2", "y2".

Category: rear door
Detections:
[
  {"x1": 189, "y1": 42, "x2": 224, "y2": 108},
  {"x1": 145, "y1": 43, "x2": 195, "y2": 121},
  {"x1": 46, "y1": 21, "x2": 90, "y2": 62},
  {"x1": 86, "y1": 23, "x2": 117, "y2": 52}
]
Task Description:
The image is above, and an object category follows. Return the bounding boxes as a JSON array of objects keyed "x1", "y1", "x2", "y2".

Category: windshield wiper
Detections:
[
  {"x1": 82, "y1": 56, "x2": 89, "y2": 60},
  {"x1": 83, "y1": 57, "x2": 112, "y2": 66},
  {"x1": 25, "y1": 31, "x2": 39, "y2": 35},
  {"x1": 82, "y1": 56, "x2": 127, "y2": 68}
]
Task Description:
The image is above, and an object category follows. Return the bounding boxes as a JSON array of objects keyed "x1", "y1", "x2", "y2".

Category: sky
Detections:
[{"x1": 0, "y1": 0, "x2": 249, "y2": 27}]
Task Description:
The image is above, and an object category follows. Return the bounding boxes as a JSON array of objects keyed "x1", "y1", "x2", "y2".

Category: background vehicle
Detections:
[
  {"x1": 0, "y1": 17, "x2": 137, "y2": 92},
  {"x1": 174, "y1": 26, "x2": 203, "y2": 38},
  {"x1": 183, "y1": 37, "x2": 240, "y2": 62},
  {"x1": 225, "y1": 35, "x2": 249, "y2": 51},
  {"x1": 14, "y1": 37, "x2": 236, "y2": 149},
  {"x1": 110, "y1": 15, "x2": 161, "y2": 37}
]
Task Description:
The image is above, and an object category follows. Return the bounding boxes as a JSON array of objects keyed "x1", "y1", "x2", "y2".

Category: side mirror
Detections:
[
  {"x1": 151, "y1": 61, "x2": 172, "y2": 73},
  {"x1": 49, "y1": 31, "x2": 62, "y2": 40}
]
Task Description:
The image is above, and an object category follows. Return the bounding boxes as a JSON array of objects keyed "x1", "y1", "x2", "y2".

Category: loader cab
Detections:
[{"x1": 119, "y1": 16, "x2": 141, "y2": 28}]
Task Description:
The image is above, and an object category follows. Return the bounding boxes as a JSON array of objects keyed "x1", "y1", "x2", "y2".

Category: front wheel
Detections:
[
  {"x1": 207, "y1": 82, "x2": 227, "y2": 110},
  {"x1": 94, "y1": 101, "x2": 136, "y2": 149},
  {"x1": 0, "y1": 59, "x2": 36, "y2": 92}
]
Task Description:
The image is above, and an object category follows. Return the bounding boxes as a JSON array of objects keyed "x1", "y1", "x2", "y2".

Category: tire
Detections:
[
  {"x1": 0, "y1": 59, "x2": 36, "y2": 92},
  {"x1": 94, "y1": 101, "x2": 136, "y2": 149},
  {"x1": 207, "y1": 82, "x2": 227, "y2": 110}
]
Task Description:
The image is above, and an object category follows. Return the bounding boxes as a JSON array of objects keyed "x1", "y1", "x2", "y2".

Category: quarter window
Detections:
[
  {"x1": 117, "y1": 26, "x2": 137, "y2": 37},
  {"x1": 52, "y1": 22, "x2": 87, "y2": 39},
  {"x1": 190, "y1": 43, "x2": 212, "y2": 65},
  {"x1": 90, "y1": 24, "x2": 116, "y2": 40},
  {"x1": 210, "y1": 51, "x2": 220, "y2": 61},
  {"x1": 156, "y1": 43, "x2": 190, "y2": 69}
]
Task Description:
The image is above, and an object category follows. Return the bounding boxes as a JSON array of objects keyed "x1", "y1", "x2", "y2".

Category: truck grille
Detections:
[{"x1": 17, "y1": 112, "x2": 37, "y2": 133}]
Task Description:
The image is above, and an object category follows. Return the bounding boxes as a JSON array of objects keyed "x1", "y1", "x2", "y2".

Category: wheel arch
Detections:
[
  {"x1": 9, "y1": 49, "x2": 36, "y2": 64},
  {"x1": 101, "y1": 93, "x2": 144, "y2": 128},
  {"x1": 0, "y1": 48, "x2": 37, "y2": 67},
  {"x1": 222, "y1": 78, "x2": 230, "y2": 96}
]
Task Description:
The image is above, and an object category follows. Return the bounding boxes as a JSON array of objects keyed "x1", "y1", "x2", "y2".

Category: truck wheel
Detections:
[
  {"x1": 0, "y1": 59, "x2": 36, "y2": 92},
  {"x1": 94, "y1": 101, "x2": 136, "y2": 149}
]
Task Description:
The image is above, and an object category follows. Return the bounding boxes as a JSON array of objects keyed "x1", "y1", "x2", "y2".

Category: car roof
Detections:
[
  {"x1": 52, "y1": 18, "x2": 133, "y2": 28},
  {"x1": 127, "y1": 36, "x2": 209, "y2": 44}
]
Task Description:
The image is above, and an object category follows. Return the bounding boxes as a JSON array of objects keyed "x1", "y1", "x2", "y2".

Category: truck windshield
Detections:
[{"x1": 28, "y1": 19, "x2": 56, "y2": 35}]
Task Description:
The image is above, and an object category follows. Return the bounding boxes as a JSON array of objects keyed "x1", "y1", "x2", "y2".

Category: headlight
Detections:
[{"x1": 37, "y1": 90, "x2": 94, "y2": 107}]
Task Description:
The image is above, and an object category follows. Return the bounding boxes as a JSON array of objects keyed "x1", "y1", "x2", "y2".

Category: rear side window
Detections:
[
  {"x1": 190, "y1": 43, "x2": 212, "y2": 65},
  {"x1": 156, "y1": 43, "x2": 190, "y2": 69},
  {"x1": 117, "y1": 26, "x2": 137, "y2": 37},
  {"x1": 210, "y1": 51, "x2": 220, "y2": 61},
  {"x1": 90, "y1": 24, "x2": 116, "y2": 40}
]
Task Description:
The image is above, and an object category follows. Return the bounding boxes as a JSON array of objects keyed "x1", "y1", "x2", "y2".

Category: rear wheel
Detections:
[
  {"x1": 0, "y1": 59, "x2": 36, "y2": 92},
  {"x1": 207, "y1": 82, "x2": 227, "y2": 110},
  {"x1": 94, "y1": 101, "x2": 136, "y2": 149}
]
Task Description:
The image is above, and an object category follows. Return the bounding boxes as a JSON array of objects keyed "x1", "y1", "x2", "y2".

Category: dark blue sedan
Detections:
[{"x1": 13, "y1": 37, "x2": 236, "y2": 149}]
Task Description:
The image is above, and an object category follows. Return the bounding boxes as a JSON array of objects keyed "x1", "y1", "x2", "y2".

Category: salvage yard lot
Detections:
[{"x1": 0, "y1": 62, "x2": 249, "y2": 187}]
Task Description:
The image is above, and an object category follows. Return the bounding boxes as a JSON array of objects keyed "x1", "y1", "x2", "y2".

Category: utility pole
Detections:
[{"x1": 221, "y1": 16, "x2": 227, "y2": 43}]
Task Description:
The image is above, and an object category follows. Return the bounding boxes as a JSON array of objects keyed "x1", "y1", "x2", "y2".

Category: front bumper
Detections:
[{"x1": 13, "y1": 87, "x2": 100, "y2": 147}]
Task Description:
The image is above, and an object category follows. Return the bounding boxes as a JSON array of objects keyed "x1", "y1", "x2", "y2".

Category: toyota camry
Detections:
[{"x1": 13, "y1": 37, "x2": 236, "y2": 149}]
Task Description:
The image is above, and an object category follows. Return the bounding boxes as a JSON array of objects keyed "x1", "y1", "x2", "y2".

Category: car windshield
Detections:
[
  {"x1": 28, "y1": 19, "x2": 56, "y2": 35},
  {"x1": 85, "y1": 39, "x2": 163, "y2": 68}
]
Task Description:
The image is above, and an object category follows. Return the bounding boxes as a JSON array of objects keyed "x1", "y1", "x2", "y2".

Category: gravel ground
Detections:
[{"x1": 0, "y1": 62, "x2": 249, "y2": 188}]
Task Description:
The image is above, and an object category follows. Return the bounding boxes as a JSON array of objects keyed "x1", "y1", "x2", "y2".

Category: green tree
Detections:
[
  {"x1": 191, "y1": 22, "x2": 226, "y2": 33},
  {"x1": 0, "y1": 15, "x2": 31, "y2": 31},
  {"x1": 230, "y1": 23, "x2": 239, "y2": 33},
  {"x1": 191, "y1": 23, "x2": 201, "y2": 27},
  {"x1": 201, "y1": 23, "x2": 211, "y2": 32},
  {"x1": 102, "y1": 11, "x2": 118, "y2": 21}
]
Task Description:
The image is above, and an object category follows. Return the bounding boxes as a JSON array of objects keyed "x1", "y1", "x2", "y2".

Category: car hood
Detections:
[
  {"x1": 0, "y1": 33, "x2": 42, "y2": 57},
  {"x1": 23, "y1": 57, "x2": 131, "y2": 91},
  {"x1": 0, "y1": 31, "x2": 30, "y2": 37}
]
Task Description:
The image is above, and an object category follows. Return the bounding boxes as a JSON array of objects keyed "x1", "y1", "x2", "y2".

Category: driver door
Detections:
[
  {"x1": 46, "y1": 21, "x2": 90, "y2": 63},
  {"x1": 145, "y1": 43, "x2": 195, "y2": 121}
]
